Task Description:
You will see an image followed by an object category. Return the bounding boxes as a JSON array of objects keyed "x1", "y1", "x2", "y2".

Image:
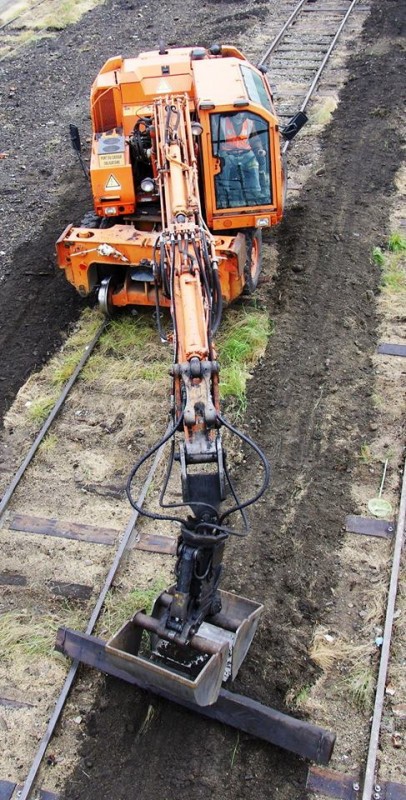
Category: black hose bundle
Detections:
[{"x1": 126, "y1": 411, "x2": 270, "y2": 538}]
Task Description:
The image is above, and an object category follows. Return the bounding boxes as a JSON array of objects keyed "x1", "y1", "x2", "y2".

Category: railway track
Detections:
[
  {"x1": 259, "y1": 0, "x2": 367, "y2": 122},
  {"x1": 1, "y1": 1, "x2": 405, "y2": 799},
  {"x1": 245, "y1": 0, "x2": 370, "y2": 197}
]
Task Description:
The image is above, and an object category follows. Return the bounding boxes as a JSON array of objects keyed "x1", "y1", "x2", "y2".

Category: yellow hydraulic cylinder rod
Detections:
[
  {"x1": 167, "y1": 142, "x2": 189, "y2": 219},
  {"x1": 174, "y1": 263, "x2": 209, "y2": 362}
]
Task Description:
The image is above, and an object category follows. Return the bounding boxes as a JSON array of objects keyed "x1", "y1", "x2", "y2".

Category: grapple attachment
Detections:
[{"x1": 105, "y1": 588, "x2": 263, "y2": 706}]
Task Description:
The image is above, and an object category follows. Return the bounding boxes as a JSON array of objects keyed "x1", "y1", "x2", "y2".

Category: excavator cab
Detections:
[{"x1": 210, "y1": 110, "x2": 272, "y2": 209}]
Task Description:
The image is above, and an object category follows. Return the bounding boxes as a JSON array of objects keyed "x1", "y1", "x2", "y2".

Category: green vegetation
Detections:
[
  {"x1": 346, "y1": 664, "x2": 375, "y2": 710},
  {"x1": 230, "y1": 732, "x2": 240, "y2": 768},
  {"x1": 285, "y1": 683, "x2": 311, "y2": 710},
  {"x1": 388, "y1": 232, "x2": 406, "y2": 253},
  {"x1": 372, "y1": 246, "x2": 385, "y2": 267},
  {"x1": 39, "y1": 433, "x2": 59, "y2": 452},
  {"x1": 101, "y1": 580, "x2": 167, "y2": 637},
  {"x1": 1, "y1": 1, "x2": 104, "y2": 60},
  {"x1": 293, "y1": 684, "x2": 311, "y2": 708},
  {"x1": 28, "y1": 394, "x2": 59, "y2": 424},
  {"x1": 0, "y1": 605, "x2": 84, "y2": 662},
  {"x1": 82, "y1": 314, "x2": 171, "y2": 387},
  {"x1": 40, "y1": 0, "x2": 104, "y2": 31},
  {"x1": 217, "y1": 308, "x2": 272, "y2": 414},
  {"x1": 372, "y1": 233, "x2": 406, "y2": 294},
  {"x1": 359, "y1": 443, "x2": 372, "y2": 464}
]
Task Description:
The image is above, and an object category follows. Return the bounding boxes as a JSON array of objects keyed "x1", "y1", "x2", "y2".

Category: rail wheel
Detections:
[
  {"x1": 243, "y1": 229, "x2": 263, "y2": 294},
  {"x1": 98, "y1": 276, "x2": 114, "y2": 317}
]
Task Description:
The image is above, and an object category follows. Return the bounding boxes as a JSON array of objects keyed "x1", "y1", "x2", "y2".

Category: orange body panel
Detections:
[
  {"x1": 57, "y1": 44, "x2": 285, "y2": 313},
  {"x1": 57, "y1": 225, "x2": 245, "y2": 305}
]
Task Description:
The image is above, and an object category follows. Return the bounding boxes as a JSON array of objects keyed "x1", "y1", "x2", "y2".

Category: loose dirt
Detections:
[{"x1": 0, "y1": 0, "x2": 405, "y2": 798}]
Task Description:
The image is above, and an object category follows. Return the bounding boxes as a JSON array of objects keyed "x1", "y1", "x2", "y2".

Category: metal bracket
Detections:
[
  {"x1": 377, "y1": 343, "x2": 406, "y2": 358},
  {"x1": 306, "y1": 768, "x2": 406, "y2": 800},
  {"x1": 345, "y1": 515, "x2": 395, "y2": 539},
  {"x1": 0, "y1": 783, "x2": 58, "y2": 800},
  {"x1": 174, "y1": 360, "x2": 218, "y2": 427}
]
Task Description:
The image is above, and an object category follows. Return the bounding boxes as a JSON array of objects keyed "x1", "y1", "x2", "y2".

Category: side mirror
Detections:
[
  {"x1": 69, "y1": 124, "x2": 82, "y2": 153},
  {"x1": 69, "y1": 123, "x2": 89, "y2": 181},
  {"x1": 281, "y1": 111, "x2": 308, "y2": 141}
]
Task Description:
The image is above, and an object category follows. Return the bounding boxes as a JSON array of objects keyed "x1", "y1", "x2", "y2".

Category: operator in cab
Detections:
[{"x1": 214, "y1": 111, "x2": 270, "y2": 208}]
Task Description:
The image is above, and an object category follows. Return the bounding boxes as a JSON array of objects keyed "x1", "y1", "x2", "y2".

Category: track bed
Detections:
[{"x1": 0, "y1": 1, "x2": 405, "y2": 799}]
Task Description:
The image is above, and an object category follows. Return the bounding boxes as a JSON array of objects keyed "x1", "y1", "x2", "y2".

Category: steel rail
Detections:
[
  {"x1": 0, "y1": 320, "x2": 107, "y2": 523},
  {"x1": 18, "y1": 421, "x2": 171, "y2": 800},
  {"x1": 361, "y1": 458, "x2": 406, "y2": 800},
  {"x1": 257, "y1": 0, "x2": 309, "y2": 67},
  {"x1": 282, "y1": 0, "x2": 360, "y2": 153}
]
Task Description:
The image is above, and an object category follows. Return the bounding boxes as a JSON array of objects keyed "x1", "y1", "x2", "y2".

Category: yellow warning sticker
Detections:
[
  {"x1": 99, "y1": 153, "x2": 125, "y2": 168},
  {"x1": 105, "y1": 174, "x2": 121, "y2": 190}
]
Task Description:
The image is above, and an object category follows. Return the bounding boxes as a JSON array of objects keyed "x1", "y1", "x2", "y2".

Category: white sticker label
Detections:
[
  {"x1": 105, "y1": 174, "x2": 121, "y2": 190},
  {"x1": 156, "y1": 80, "x2": 171, "y2": 93},
  {"x1": 99, "y1": 153, "x2": 125, "y2": 168}
]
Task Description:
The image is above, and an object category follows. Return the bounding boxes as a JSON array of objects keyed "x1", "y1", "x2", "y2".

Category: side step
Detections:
[{"x1": 56, "y1": 626, "x2": 336, "y2": 764}]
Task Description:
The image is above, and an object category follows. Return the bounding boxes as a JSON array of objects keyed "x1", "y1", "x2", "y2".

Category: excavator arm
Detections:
[{"x1": 123, "y1": 95, "x2": 269, "y2": 701}]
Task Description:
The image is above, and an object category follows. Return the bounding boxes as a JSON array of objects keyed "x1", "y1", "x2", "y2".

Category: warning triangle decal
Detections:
[
  {"x1": 157, "y1": 80, "x2": 171, "y2": 93},
  {"x1": 105, "y1": 174, "x2": 121, "y2": 190}
]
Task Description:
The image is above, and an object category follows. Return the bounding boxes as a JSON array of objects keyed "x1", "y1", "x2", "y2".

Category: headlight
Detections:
[{"x1": 140, "y1": 178, "x2": 155, "y2": 193}]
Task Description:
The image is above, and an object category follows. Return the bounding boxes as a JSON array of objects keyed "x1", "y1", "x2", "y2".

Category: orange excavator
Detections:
[{"x1": 56, "y1": 44, "x2": 307, "y2": 708}]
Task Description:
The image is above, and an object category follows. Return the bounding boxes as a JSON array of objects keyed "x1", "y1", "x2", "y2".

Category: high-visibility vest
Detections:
[{"x1": 222, "y1": 118, "x2": 253, "y2": 151}]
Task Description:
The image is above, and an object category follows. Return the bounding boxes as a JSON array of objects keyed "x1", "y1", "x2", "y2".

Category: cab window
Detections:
[
  {"x1": 240, "y1": 66, "x2": 272, "y2": 111},
  {"x1": 210, "y1": 111, "x2": 272, "y2": 209}
]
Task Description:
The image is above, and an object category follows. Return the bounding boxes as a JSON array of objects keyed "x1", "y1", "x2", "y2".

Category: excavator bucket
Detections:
[{"x1": 104, "y1": 589, "x2": 263, "y2": 706}]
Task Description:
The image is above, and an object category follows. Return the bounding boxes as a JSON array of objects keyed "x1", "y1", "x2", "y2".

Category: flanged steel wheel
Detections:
[{"x1": 98, "y1": 277, "x2": 114, "y2": 317}]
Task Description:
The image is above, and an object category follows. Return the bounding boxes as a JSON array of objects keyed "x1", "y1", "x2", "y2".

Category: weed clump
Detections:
[
  {"x1": 372, "y1": 233, "x2": 406, "y2": 294},
  {"x1": 217, "y1": 308, "x2": 272, "y2": 414}
]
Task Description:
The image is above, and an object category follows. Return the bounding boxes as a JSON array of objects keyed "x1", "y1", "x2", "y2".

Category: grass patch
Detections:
[
  {"x1": 39, "y1": 433, "x2": 59, "y2": 452},
  {"x1": 81, "y1": 314, "x2": 171, "y2": 388},
  {"x1": 311, "y1": 97, "x2": 338, "y2": 126},
  {"x1": 38, "y1": 0, "x2": 104, "y2": 31},
  {"x1": 372, "y1": 246, "x2": 385, "y2": 267},
  {"x1": 216, "y1": 308, "x2": 271, "y2": 414},
  {"x1": 372, "y1": 234, "x2": 406, "y2": 295},
  {"x1": 380, "y1": 262, "x2": 406, "y2": 293},
  {"x1": 388, "y1": 232, "x2": 406, "y2": 253},
  {"x1": 0, "y1": 605, "x2": 84, "y2": 662},
  {"x1": 310, "y1": 627, "x2": 371, "y2": 673},
  {"x1": 100, "y1": 580, "x2": 167, "y2": 637},
  {"x1": 28, "y1": 394, "x2": 59, "y2": 424},
  {"x1": 359, "y1": 443, "x2": 372, "y2": 464},
  {"x1": 286, "y1": 684, "x2": 311, "y2": 711},
  {"x1": 346, "y1": 664, "x2": 375, "y2": 710}
]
